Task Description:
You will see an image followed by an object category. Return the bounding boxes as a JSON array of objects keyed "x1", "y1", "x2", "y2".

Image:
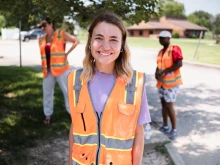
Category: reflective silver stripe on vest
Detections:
[
  {"x1": 39, "y1": 36, "x2": 45, "y2": 45},
  {"x1": 168, "y1": 49, "x2": 171, "y2": 56},
  {"x1": 57, "y1": 30, "x2": 61, "y2": 40},
  {"x1": 161, "y1": 75, "x2": 181, "y2": 84},
  {"x1": 72, "y1": 159, "x2": 82, "y2": 165},
  {"x1": 101, "y1": 135, "x2": 134, "y2": 150},
  {"x1": 73, "y1": 68, "x2": 83, "y2": 104},
  {"x1": 41, "y1": 56, "x2": 46, "y2": 60},
  {"x1": 125, "y1": 70, "x2": 137, "y2": 104},
  {"x1": 50, "y1": 61, "x2": 69, "y2": 68},
  {"x1": 73, "y1": 134, "x2": 133, "y2": 150},
  {"x1": 72, "y1": 159, "x2": 95, "y2": 165},
  {"x1": 73, "y1": 134, "x2": 97, "y2": 145},
  {"x1": 50, "y1": 53, "x2": 65, "y2": 57}
]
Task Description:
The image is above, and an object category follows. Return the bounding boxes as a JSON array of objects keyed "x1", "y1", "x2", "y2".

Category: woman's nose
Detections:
[{"x1": 102, "y1": 40, "x2": 110, "y2": 50}]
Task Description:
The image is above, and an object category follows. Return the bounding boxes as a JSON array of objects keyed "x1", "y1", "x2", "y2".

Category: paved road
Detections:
[{"x1": 1, "y1": 40, "x2": 220, "y2": 165}]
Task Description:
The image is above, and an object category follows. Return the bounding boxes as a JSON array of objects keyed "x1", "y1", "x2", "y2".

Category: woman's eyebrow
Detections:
[
  {"x1": 94, "y1": 34, "x2": 120, "y2": 39},
  {"x1": 110, "y1": 36, "x2": 119, "y2": 39},
  {"x1": 95, "y1": 34, "x2": 103, "y2": 37}
]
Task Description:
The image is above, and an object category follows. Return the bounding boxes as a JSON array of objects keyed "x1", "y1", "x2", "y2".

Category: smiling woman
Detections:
[{"x1": 67, "y1": 12, "x2": 151, "y2": 165}]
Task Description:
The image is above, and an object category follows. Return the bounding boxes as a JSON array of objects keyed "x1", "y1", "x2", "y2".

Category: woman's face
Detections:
[
  {"x1": 90, "y1": 22, "x2": 122, "y2": 71},
  {"x1": 39, "y1": 20, "x2": 52, "y2": 33}
]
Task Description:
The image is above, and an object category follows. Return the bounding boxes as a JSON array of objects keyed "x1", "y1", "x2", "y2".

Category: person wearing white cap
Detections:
[{"x1": 155, "y1": 30, "x2": 183, "y2": 140}]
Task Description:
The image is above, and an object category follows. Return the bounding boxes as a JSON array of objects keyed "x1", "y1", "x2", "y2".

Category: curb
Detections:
[
  {"x1": 165, "y1": 143, "x2": 186, "y2": 165},
  {"x1": 144, "y1": 125, "x2": 185, "y2": 165},
  {"x1": 183, "y1": 60, "x2": 220, "y2": 70}
]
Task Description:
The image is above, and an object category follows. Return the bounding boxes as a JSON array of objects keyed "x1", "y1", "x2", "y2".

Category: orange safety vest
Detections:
[
  {"x1": 68, "y1": 69, "x2": 145, "y2": 165},
  {"x1": 38, "y1": 30, "x2": 70, "y2": 77},
  {"x1": 156, "y1": 45, "x2": 182, "y2": 89}
]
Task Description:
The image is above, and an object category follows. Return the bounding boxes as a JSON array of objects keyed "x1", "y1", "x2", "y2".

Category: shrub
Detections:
[
  {"x1": 191, "y1": 34, "x2": 197, "y2": 38},
  {"x1": 172, "y1": 32, "x2": 180, "y2": 38}
]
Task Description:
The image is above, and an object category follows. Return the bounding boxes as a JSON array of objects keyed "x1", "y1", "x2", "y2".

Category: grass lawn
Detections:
[
  {"x1": 127, "y1": 37, "x2": 220, "y2": 65},
  {"x1": 77, "y1": 29, "x2": 220, "y2": 65},
  {"x1": 0, "y1": 67, "x2": 71, "y2": 164}
]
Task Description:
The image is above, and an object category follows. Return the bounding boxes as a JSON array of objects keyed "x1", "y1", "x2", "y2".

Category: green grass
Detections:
[
  {"x1": 155, "y1": 142, "x2": 174, "y2": 165},
  {"x1": 127, "y1": 37, "x2": 220, "y2": 65},
  {"x1": 204, "y1": 31, "x2": 213, "y2": 40},
  {"x1": 0, "y1": 66, "x2": 71, "y2": 164},
  {"x1": 76, "y1": 29, "x2": 220, "y2": 65}
]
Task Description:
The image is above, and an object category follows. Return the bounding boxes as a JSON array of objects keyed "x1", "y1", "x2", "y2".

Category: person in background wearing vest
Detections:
[
  {"x1": 38, "y1": 17, "x2": 79, "y2": 124},
  {"x1": 68, "y1": 12, "x2": 151, "y2": 165},
  {"x1": 155, "y1": 30, "x2": 183, "y2": 140}
]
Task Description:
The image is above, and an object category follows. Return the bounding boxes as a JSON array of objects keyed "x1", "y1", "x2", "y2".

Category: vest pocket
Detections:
[
  {"x1": 117, "y1": 103, "x2": 137, "y2": 138},
  {"x1": 118, "y1": 103, "x2": 135, "y2": 116}
]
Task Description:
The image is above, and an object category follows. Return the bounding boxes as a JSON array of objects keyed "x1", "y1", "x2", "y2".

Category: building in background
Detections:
[{"x1": 127, "y1": 16, "x2": 207, "y2": 38}]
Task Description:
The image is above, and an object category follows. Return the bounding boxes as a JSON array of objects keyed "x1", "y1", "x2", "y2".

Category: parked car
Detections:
[{"x1": 23, "y1": 29, "x2": 45, "y2": 42}]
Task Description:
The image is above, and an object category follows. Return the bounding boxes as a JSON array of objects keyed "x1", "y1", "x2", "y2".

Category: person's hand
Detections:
[
  {"x1": 159, "y1": 69, "x2": 169, "y2": 78},
  {"x1": 65, "y1": 53, "x2": 68, "y2": 61},
  {"x1": 155, "y1": 71, "x2": 160, "y2": 80}
]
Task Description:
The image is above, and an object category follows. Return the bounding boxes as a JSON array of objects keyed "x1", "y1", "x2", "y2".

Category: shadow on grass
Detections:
[{"x1": 0, "y1": 66, "x2": 71, "y2": 164}]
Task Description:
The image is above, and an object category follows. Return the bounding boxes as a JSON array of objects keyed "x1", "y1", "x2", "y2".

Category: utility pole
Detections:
[
  {"x1": 19, "y1": 20, "x2": 22, "y2": 67},
  {"x1": 193, "y1": 31, "x2": 203, "y2": 60}
]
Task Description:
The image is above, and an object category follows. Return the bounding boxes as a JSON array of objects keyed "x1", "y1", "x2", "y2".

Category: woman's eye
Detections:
[
  {"x1": 95, "y1": 37, "x2": 102, "y2": 40},
  {"x1": 110, "y1": 39, "x2": 118, "y2": 42}
]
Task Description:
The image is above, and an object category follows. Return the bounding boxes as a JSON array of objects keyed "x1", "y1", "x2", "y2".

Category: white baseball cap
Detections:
[{"x1": 158, "y1": 30, "x2": 172, "y2": 38}]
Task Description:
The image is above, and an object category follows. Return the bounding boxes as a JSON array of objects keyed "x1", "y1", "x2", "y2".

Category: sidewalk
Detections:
[{"x1": 144, "y1": 124, "x2": 186, "y2": 165}]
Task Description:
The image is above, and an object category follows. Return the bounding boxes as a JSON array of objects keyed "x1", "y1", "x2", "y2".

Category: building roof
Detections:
[
  {"x1": 127, "y1": 20, "x2": 172, "y2": 30},
  {"x1": 167, "y1": 18, "x2": 208, "y2": 30},
  {"x1": 127, "y1": 17, "x2": 208, "y2": 31}
]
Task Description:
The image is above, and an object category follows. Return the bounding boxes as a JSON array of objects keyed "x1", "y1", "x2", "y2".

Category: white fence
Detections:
[{"x1": 1, "y1": 28, "x2": 19, "y2": 40}]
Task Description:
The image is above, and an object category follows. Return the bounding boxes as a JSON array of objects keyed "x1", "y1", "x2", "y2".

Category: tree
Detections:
[
  {"x1": 160, "y1": 0, "x2": 185, "y2": 18},
  {"x1": 213, "y1": 14, "x2": 220, "y2": 34},
  {"x1": 0, "y1": 15, "x2": 6, "y2": 36},
  {"x1": 0, "y1": 15, "x2": 6, "y2": 29},
  {"x1": 187, "y1": 11, "x2": 213, "y2": 31},
  {"x1": 0, "y1": 0, "x2": 162, "y2": 29}
]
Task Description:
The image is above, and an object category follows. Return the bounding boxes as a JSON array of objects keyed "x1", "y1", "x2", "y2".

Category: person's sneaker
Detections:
[
  {"x1": 159, "y1": 126, "x2": 170, "y2": 134},
  {"x1": 168, "y1": 129, "x2": 177, "y2": 140}
]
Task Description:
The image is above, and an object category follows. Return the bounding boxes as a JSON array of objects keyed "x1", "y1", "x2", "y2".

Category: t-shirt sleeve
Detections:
[
  {"x1": 137, "y1": 85, "x2": 151, "y2": 125},
  {"x1": 172, "y1": 46, "x2": 183, "y2": 63}
]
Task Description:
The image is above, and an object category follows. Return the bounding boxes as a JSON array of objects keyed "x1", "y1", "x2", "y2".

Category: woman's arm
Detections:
[
  {"x1": 132, "y1": 125, "x2": 144, "y2": 165},
  {"x1": 69, "y1": 123, "x2": 74, "y2": 165},
  {"x1": 64, "y1": 31, "x2": 79, "y2": 57}
]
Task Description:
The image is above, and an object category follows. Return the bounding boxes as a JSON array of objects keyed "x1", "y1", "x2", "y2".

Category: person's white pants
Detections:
[{"x1": 43, "y1": 70, "x2": 70, "y2": 116}]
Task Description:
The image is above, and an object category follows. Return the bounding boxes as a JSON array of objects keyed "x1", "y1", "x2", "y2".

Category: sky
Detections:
[{"x1": 175, "y1": 0, "x2": 220, "y2": 16}]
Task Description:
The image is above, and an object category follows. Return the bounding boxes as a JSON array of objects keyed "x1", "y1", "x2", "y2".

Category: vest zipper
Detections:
[
  {"x1": 96, "y1": 112, "x2": 102, "y2": 165},
  {"x1": 81, "y1": 113, "x2": 86, "y2": 131}
]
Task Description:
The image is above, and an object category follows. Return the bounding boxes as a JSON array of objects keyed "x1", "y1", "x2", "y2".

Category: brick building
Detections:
[{"x1": 127, "y1": 16, "x2": 208, "y2": 38}]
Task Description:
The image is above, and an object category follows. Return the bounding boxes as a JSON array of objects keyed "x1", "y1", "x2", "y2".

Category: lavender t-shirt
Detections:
[{"x1": 88, "y1": 70, "x2": 151, "y2": 125}]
